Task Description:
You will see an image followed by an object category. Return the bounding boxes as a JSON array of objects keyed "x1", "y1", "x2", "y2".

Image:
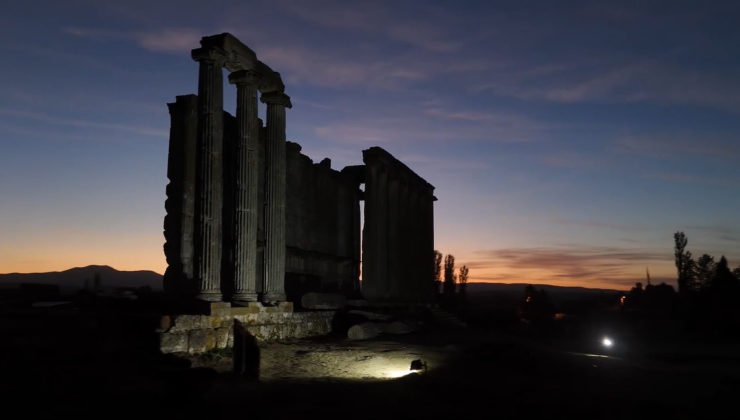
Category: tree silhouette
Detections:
[
  {"x1": 712, "y1": 256, "x2": 740, "y2": 295},
  {"x1": 458, "y1": 265, "x2": 469, "y2": 304},
  {"x1": 434, "y1": 250, "x2": 443, "y2": 293},
  {"x1": 674, "y1": 232, "x2": 689, "y2": 293},
  {"x1": 695, "y1": 254, "x2": 716, "y2": 292},
  {"x1": 443, "y1": 254, "x2": 456, "y2": 301},
  {"x1": 732, "y1": 265, "x2": 740, "y2": 280},
  {"x1": 681, "y1": 251, "x2": 697, "y2": 293}
]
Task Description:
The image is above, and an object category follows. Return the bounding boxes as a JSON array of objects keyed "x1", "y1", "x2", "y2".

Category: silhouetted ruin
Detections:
[
  {"x1": 163, "y1": 33, "x2": 436, "y2": 308},
  {"x1": 157, "y1": 33, "x2": 439, "y2": 351}
]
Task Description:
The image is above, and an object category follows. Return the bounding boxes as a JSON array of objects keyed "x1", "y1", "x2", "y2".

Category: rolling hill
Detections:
[{"x1": 0, "y1": 265, "x2": 163, "y2": 293}]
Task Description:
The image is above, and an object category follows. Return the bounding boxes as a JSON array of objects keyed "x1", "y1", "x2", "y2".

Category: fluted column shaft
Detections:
[
  {"x1": 408, "y1": 187, "x2": 420, "y2": 301},
  {"x1": 229, "y1": 70, "x2": 262, "y2": 302},
  {"x1": 427, "y1": 194, "x2": 437, "y2": 300},
  {"x1": 397, "y1": 179, "x2": 410, "y2": 300},
  {"x1": 387, "y1": 176, "x2": 401, "y2": 300},
  {"x1": 377, "y1": 168, "x2": 390, "y2": 299},
  {"x1": 260, "y1": 91, "x2": 292, "y2": 303},
  {"x1": 163, "y1": 95, "x2": 197, "y2": 295},
  {"x1": 362, "y1": 166, "x2": 378, "y2": 299},
  {"x1": 191, "y1": 47, "x2": 227, "y2": 301}
]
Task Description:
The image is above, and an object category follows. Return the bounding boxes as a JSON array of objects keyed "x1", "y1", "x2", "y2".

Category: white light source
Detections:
[{"x1": 602, "y1": 337, "x2": 613, "y2": 347}]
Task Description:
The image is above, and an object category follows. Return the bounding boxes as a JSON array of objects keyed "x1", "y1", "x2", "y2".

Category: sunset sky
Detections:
[{"x1": 1, "y1": 0, "x2": 739, "y2": 291}]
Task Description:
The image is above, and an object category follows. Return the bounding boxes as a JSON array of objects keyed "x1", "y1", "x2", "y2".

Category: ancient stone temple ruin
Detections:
[{"x1": 159, "y1": 33, "x2": 437, "y2": 351}]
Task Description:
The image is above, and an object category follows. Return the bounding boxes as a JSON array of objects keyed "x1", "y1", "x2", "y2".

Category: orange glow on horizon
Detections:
[{"x1": 0, "y1": 244, "x2": 677, "y2": 292}]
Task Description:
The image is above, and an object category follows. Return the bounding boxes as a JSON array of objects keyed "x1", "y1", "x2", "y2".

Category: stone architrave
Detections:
[
  {"x1": 191, "y1": 46, "x2": 228, "y2": 302},
  {"x1": 260, "y1": 90, "x2": 292, "y2": 303},
  {"x1": 228, "y1": 69, "x2": 262, "y2": 302}
]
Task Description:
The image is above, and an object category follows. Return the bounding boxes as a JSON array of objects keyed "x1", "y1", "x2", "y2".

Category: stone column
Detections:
[
  {"x1": 260, "y1": 91, "x2": 292, "y2": 303},
  {"x1": 361, "y1": 166, "x2": 378, "y2": 299},
  {"x1": 408, "y1": 186, "x2": 420, "y2": 301},
  {"x1": 228, "y1": 69, "x2": 262, "y2": 302},
  {"x1": 352, "y1": 186, "x2": 362, "y2": 293},
  {"x1": 191, "y1": 47, "x2": 227, "y2": 302},
  {"x1": 387, "y1": 175, "x2": 402, "y2": 301},
  {"x1": 376, "y1": 167, "x2": 390, "y2": 300},
  {"x1": 163, "y1": 95, "x2": 198, "y2": 295},
  {"x1": 398, "y1": 178, "x2": 411, "y2": 300},
  {"x1": 427, "y1": 193, "x2": 437, "y2": 300}
]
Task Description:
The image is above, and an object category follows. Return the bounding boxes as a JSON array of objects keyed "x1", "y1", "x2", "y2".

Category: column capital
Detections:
[
  {"x1": 191, "y1": 47, "x2": 228, "y2": 65},
  {"x1": 228, "y1": 69, "x2": 262, "y2": 86},
  {"x1": 260, "y1": 91, "x2": 293, "y2": 109}
]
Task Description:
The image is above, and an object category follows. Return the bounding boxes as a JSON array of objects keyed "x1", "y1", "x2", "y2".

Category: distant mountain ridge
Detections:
[
  {"x1": 0, "y1": 265, "x2": 163, "y2": 293},
  {"x1": 0, "y1": 266, "x2": 623, "y2": 296},
  {"x1": 465, "y1": 282, "x2": 623, "y2": 295}
]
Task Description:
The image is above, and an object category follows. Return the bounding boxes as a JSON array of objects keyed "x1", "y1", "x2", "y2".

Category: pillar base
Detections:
[
  {"x1": 196, "y1": 292, "x2": 223, "y2": 302},
  {"x1": 261, "y1": 293, "x2": 287, "y2": 304},
  {"x1": 232, "y1": 293, "x2": 260, "y2": 303}
]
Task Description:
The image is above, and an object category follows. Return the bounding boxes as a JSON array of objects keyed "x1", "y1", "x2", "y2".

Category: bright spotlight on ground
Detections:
[
  {"x1": 602, "y1": 337, "x2": 613, "y2": 347},
  {"x1": 387, "y1": 370, "x2": 412, "y2": 378}
]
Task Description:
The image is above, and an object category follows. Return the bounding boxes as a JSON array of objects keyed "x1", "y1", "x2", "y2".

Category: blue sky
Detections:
[{"x1": 0, "y1": 0, "x2": 738, "y2": 290}]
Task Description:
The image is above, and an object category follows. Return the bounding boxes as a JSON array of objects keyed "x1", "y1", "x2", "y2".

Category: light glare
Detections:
[{"x1": 602, "y1": 337, "x2": 613, "y2": 347}]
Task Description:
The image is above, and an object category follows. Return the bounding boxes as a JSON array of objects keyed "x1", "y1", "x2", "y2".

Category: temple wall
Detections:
[{"x1": 253, "y1": 125, "x2": 359, "y2": 296}]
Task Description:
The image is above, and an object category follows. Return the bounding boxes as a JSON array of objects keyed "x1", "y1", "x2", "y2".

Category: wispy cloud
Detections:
[
  {"x1": 134, "y1": 28, "x2": 203, "y2": 53},
  {"x1": 62, "y1": 26, "x2": 202, "y2": 55},
  {"x1": 539, "y1": 151, "x2": 608, "y2": 170},
  {"x1": 643, "y1": 172, "x2": 739, "y2": 187},
  {"x1": 551, "y1": 219, "x2": 645, "y2": 232},
  {"x1": 469, "y1": 245, "x2": 671, "y2": 287},
  {"x1": 276, "y1": 0, "x2": 472, "y2": 53},
  {"x1": 397, "y1": 154, "x2": 490, "y2": 171},
  {"x1": 612, "y1": 134, "x2": 740, "y2": 160},
  {"x1": 290, "y1": 97, "x2": 332, "y2": 110},
  {"x1": 0, "y1": 108, "x2": 167, "y2": 137}
]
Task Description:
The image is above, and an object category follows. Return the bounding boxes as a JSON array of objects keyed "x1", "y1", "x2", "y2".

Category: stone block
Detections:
[
  {"x1": 160, "y1": 332, "x2": 189, "y2": 354},
  {"x1": 207, "y1": 315, "x2": 222, "y2": 328},
  {"x1": 214, "y1": 327, "x2": 230, "y2": 348},
  {"x1": 169, "y1": 315, "x2": 194, "y2": 332},
  {"x1": 205, "y1": 329, "x2": 217, "y2": 351},
  {"x1": 229, "y1": 306, "x2": 260, "y2": 316},
  {"x1": 233, "y1": 301, "x2": 264, "y2": 308},
  {"x1": 199, "y1": 301, "x2": 231, "y2": 315},
  {"x1": 188, "y1": 329, "x2": 208, "y2": 354},
  {"x1": 210, "y1": 308, "x2": 233, "y2": 317}
]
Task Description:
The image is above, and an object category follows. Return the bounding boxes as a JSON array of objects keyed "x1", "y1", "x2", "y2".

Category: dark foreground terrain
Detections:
[{"x1": 3, "y1": 326, "x2": 739, "y2": 419}]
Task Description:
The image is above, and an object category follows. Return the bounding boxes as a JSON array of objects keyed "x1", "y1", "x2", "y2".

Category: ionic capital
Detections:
[
  {"x1": 260, "y1": 91, "x2": 293, "y2": 109},
  {"x1": 228, "y1": 69, "x2": 263, "y2": 86},
  {"x1": 191, "y1": 47, "x2": 228, "y2": 65}
]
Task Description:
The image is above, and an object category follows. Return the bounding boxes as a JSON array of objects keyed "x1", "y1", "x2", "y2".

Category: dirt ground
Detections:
[
  {"x1": 4, "y1": 324, "x2": 740, "y2": 418},
  {"x1": 187, "y1": 335, "x2": 455, "y2": 381}
]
